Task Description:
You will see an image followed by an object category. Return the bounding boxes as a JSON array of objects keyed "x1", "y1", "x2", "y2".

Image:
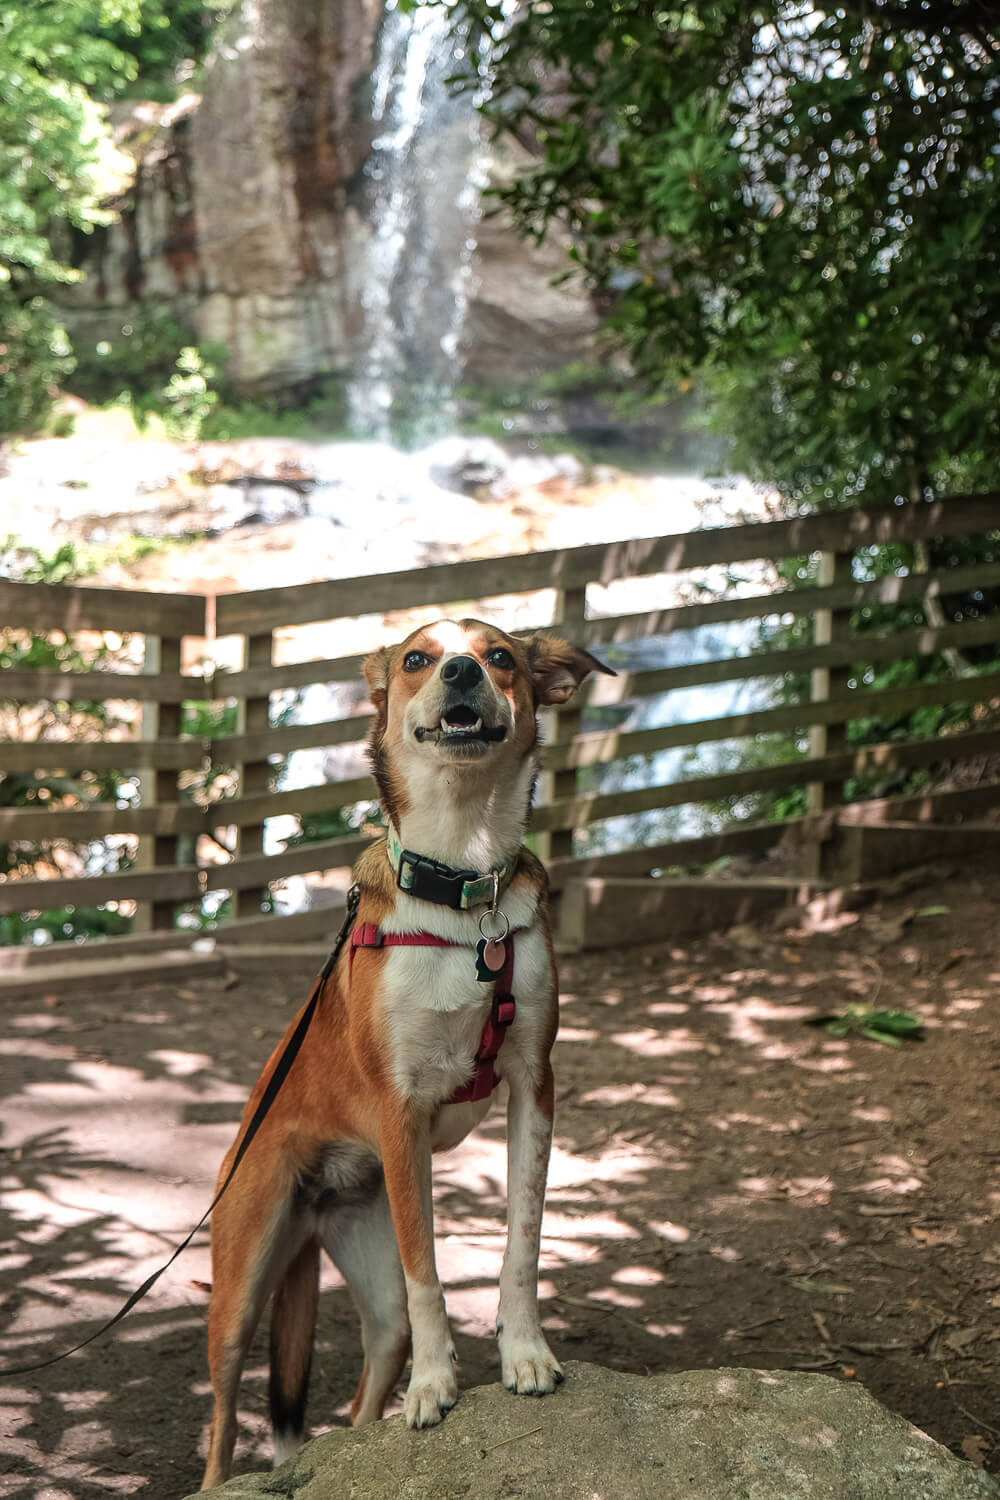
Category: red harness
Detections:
[{"x1": 350, "y1": 923, "x2": 516, "y2": 1104}]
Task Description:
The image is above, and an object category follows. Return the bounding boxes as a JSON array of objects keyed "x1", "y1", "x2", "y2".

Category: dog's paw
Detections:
[
  {"x1": 404, "y1": 1367, "x2": 458, "y2": 1429},
  {"x1": 499, "y1": 1334, "x2": 564, "y2": 1396}
]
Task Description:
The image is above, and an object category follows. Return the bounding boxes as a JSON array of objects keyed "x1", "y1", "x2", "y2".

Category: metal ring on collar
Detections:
[{"x1": 478, "y1": 908, "x2": 509, "y2": 943}]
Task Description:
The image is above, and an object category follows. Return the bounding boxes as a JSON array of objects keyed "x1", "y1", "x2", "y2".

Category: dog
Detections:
[{"x1": 200, "y1": 617, "x2": 613, "y2": 1488}]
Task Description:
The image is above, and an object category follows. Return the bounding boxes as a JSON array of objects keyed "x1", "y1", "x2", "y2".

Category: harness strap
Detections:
[{"x1": 350, "y1": 924, "x2": 516, "y2": 1104}]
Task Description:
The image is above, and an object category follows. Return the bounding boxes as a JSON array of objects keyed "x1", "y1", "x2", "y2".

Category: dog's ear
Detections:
[
  {"x1": 523, "y1": 633, "x2": 616, "y2": 706},
  {"x1": 363, "y1": 647, "x2": 391, "y2": 701}
]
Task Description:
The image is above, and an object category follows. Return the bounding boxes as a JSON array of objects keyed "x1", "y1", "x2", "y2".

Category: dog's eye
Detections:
[
  {"x1": 486, "y1": 647, "x2": 515, "y2": 671},
  {"x1": 403, "y1": 650, "x2": 432, "y2": 673}
]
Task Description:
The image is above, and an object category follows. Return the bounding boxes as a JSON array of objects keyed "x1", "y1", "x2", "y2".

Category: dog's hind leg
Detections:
[
  {"x1": 202, "y1": 1182, "x2": 305, "y2": 1491},
  {"x1": 321, "y1": 1185, "x2": 411, "y2": 1425},
  {"x1": 269, "y1": 1236, "x2": 320, "y2": 1466}
]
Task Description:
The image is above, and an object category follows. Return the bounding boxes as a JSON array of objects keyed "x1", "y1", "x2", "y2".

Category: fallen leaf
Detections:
[
  {"x1": 945, "y1": 1327, "x2": 980, "y2": 1354},
  {"x1": 961, "y1": 1435, "x2": 989, "y2": 1467},
  {"x1": 789, "y1": 1277, "x2": 854, "y2": 1297},
  {"x1": 911, "y1": 1224, "x2": 961, "y2": 1247}
]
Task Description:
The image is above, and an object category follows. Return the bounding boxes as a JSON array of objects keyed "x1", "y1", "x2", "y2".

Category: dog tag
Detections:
[{"x1": 475, "y1": 936, "x2": 506, "y2": 981}]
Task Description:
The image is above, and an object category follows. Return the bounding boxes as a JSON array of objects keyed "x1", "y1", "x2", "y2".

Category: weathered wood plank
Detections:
[
  {"x1": 207, "y1": 714, "x2": 374, "y2": 763},
  {"x1": 544, "y1": 669, "x2": 1000, "y2": 770},
  {"x1": 213, "y1": 904, "x2": 347, "y2": 944},
  {"x1": 234, "y1": 630, "x2": 274, "y2": 919},
  {"x1": 214, "y1": 495, "x2": 1000, "y2": 633},
  {"x1": 1, "y1": 713, "x2": 374, "y2": 774},
  {"x1": 0, "y1": 864, "x2": 202, "y2": 915},
  {"x1": 554, "y1": 560, "x2": 1000, "y2": 643},
  {"x1": 219, "y1": 653, "x2": 368, "y2": 698},
  {"x1": 531, "y1": 724, "x2": 1000, "y2": 833},
  {"x1": 837, "y1": 778, "x2": 1000, "y2": 826},
  {"x1": 0, "y1": 903, "x2": 343, "y2": 968},
  {"x1": 0, "y1": 579, "x2": 207, "y2": 635},
  {"x1": 0, "y1": 799, "x2": 205, "y2": 840},
  {"x1": 202, "y1": 833, "x2": 370, "y2": 891},
  {"x1": 565, "y1": 614, "x2": 1000, "y2": 709},
  {"x1": 545, "y1": 823, "x2": 785, "y2": 892},
  {"x1": 0, "y1": 668, "x2": 207, "y2": 704},
  {"x1": 0, "y1": 948, "x2": 226, "y2": 999},
  {"x1": 206, "y1": 776, "x2": 378, "y2": 829},
  {"x1": 0, "y1": 737, "x2": 201, "y2": 774}
]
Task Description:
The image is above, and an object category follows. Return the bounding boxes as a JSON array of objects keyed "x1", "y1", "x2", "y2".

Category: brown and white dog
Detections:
[{"x1": 200, "y1": 618, "x2": 613, "y2": 1488}]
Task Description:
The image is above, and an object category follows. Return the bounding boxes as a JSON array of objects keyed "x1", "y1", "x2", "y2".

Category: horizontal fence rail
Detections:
[{"x1": 1, "y1": 494, "x2": 999, "y2": 953}]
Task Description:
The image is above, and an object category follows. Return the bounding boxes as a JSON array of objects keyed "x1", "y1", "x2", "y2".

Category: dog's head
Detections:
[{"x1": 363, "y1": 619, "x2": 613, "y2": 823}]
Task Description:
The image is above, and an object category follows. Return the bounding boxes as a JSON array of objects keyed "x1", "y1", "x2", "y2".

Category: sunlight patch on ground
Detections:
[
  {"x1": 646, "y1": 1219, "x2": 691, "y2": 1243},
  {"x1": 579, "y1": 1083, "x2": 681, "y2": 1108},
  {"x1": 610, "y1": 1026, "x2": 706, "y2": 1057},
  {"x1": 146, "y1": 1049, "x2": 216, "y2": 1076}
]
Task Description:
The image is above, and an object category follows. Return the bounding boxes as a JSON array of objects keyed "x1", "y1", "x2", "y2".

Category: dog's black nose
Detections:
[{"x1": 441, "y1": 655, "x2": 484, "y2": 694}]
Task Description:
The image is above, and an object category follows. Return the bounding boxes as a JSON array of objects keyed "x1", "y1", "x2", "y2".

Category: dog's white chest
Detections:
[
  {"x1": 382, "y1": 944, "x2": 492, "y2": 1105},
  {"x1": 380, "y1": 925, "x2": 551, "y2": 1108}
]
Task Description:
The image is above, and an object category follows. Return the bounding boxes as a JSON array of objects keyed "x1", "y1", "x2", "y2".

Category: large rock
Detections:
[{"x1": 191, "y1": 1361, "x2": 998, "y2": 1499}]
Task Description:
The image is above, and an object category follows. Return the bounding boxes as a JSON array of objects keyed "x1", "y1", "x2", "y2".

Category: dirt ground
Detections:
[{"x1": 2, "y1": 851, "x2": 1000, "y2": 1497}]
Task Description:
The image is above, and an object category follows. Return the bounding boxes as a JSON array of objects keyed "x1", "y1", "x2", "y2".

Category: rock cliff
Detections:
[{"x1": 56, "y1": 0, "x2": 598, "y2": 412}]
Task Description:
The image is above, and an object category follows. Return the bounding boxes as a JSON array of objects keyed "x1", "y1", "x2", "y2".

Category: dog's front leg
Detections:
[
  {"x1": 380, "y1": 1104, "x2": 458, "y2": 1428},
  {"x1": 497, "y1": 1060, "x2": 564, "y2": 1394}
]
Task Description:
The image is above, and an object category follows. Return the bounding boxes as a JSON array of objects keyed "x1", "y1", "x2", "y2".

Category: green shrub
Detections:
[{"x1": 0, "y1": 294, "x2": 74, "y2": 438}]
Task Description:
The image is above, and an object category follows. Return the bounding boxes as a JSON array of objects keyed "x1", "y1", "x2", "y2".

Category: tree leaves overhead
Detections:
[{"x1": 434, "y1": 0, "x2": 1000, "y2": 506}]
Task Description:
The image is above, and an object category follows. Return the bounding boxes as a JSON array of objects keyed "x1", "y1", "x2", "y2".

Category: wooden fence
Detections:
[{"x1": 1, "y1": 493, "x2": 999, "y2": 962}]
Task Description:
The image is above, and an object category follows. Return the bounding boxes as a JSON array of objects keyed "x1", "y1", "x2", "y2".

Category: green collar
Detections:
[{"x1": 386, "y1": 826, "x2": 517, "y2": 911}]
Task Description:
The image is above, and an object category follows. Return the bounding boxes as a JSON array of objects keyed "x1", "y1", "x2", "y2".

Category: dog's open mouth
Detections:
[{"x1": 414, "y1": 703, "x2": 508, "y2": 747}]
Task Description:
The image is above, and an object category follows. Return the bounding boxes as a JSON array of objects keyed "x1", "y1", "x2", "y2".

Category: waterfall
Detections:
[{"x1": 346, "y1": 0, "x2": 487, "y2": 437}]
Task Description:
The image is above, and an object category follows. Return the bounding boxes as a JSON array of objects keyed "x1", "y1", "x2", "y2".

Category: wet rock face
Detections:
[
  {"x1": 190, "y1": 1362, "x2": 999, "y2": 1499},
  {"x1": 55, "y1": 0, "x2": 598, "y2": 406}
]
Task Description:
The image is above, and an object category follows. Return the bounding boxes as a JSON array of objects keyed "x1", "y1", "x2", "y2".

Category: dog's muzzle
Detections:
[{"x1": 412, "y1": 655, "x2": 509, "y2": 750}]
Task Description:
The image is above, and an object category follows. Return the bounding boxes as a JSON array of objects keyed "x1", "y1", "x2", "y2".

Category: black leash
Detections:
[{"x1": 0, "y1": 888, "x2": 360, "y2": 1378}]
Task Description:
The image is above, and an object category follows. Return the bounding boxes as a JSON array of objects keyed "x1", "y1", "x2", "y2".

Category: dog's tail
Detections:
[{"x1": 269, "y1": 1236, "x2": 320, "y2": 1461}]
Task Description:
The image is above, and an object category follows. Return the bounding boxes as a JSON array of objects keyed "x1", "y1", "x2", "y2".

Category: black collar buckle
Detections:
[{"x1": 396, "y1": 849, "x2": 477, "y2": 909}]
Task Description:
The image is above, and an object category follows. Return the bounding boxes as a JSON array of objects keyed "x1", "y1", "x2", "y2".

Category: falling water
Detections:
[{"x1": 346, "y1": 0, "x2": 487, "y2": 437}]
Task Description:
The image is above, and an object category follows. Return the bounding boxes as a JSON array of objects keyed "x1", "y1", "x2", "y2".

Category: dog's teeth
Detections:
[{"x1": 439, "y1": 716, "x2": 484, "y2": 736}]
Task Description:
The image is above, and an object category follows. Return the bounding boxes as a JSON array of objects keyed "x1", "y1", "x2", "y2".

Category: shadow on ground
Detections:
[{"x1": 3, "y1": 851, "x2": 1000, "y2": 1496}]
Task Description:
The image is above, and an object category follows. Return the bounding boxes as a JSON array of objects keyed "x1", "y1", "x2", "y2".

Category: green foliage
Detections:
[
  {"x1": 282, "y1": 803, "x2": 385, "y2": 849},
  {"x1": 0, "y1": 539, "x2": 146, "y2": 940},
  {"x1": 157, "y1": 345, "x2": 220, "y2": 439},
  {"x1": 0, "y1": 904, "x2": 132, "y2": 947},
  {"x1": 102, "y1": 2, "x2": 233, "y2": 95},
  {"x1": 0, "y1": 2, "x2": 230, "y2": 437},
  {"x1": 0, "y1": 293, "x2": 74, "y2": 435},
  {"x1": 808, "y1": 1007, "x2": 925, "y2": 1047},
  {"x1": 433, "y1": 0, "x2": 1000, "y2": 507},
  {"x1": 69, "y1": 305, "x2": 196, "y2": 405}
]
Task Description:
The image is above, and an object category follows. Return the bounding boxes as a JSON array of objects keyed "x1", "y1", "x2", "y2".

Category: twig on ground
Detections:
[
  {"x1": 481, "y1": 1425, "x2": 544, "y2": 1457},
  {"x1": 940, "y1": 1368, "x2": 1000, "y2": 1440}
]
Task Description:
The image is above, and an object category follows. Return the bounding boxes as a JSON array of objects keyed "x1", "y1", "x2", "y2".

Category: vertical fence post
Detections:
[
  {"x1": 234, "y1": 629, "x2": 274, "y2": 919},
  {"x1": 805, "y1": 549, "x2": 854, "y2": 880},
  {"x1": 537, "y1": 584, "x2": 588, "y2": 864},
  {"x1": 134, "y1": 633, "x2": 183, "y2": 932}
]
